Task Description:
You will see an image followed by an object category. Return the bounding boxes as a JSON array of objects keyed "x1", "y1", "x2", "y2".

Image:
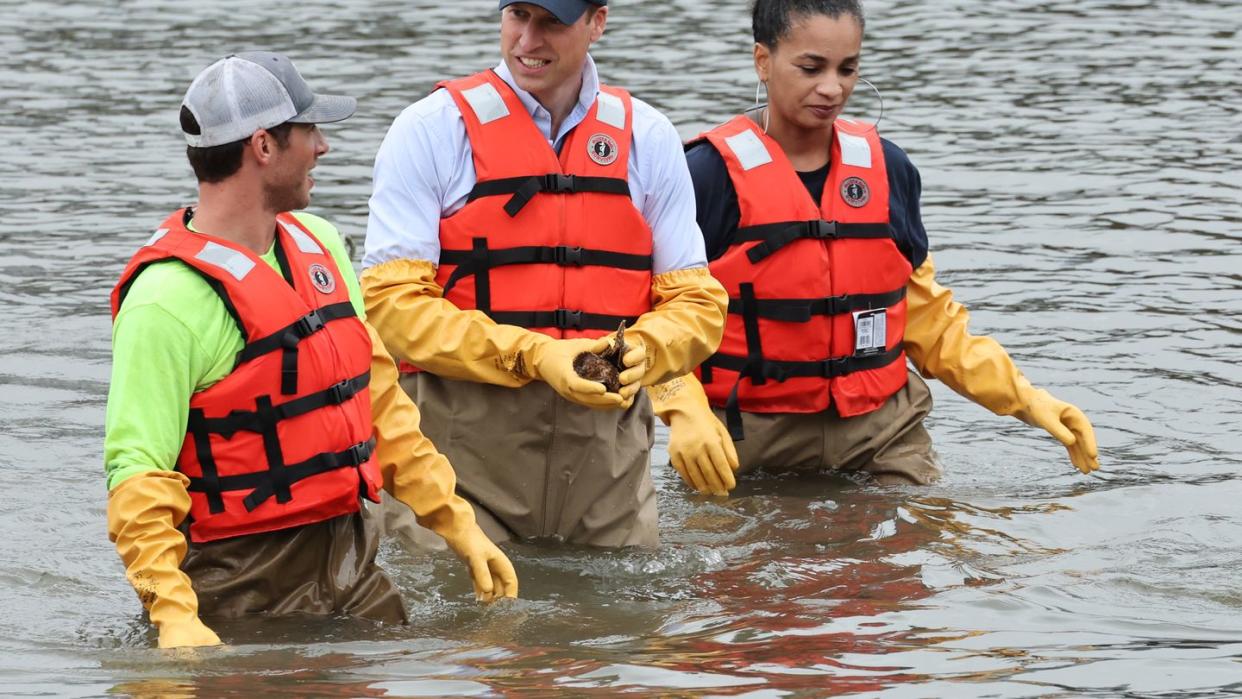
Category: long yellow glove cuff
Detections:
[
  {"x1": 649, "y1": 373, "x2": 738, "y2": 496},
  {"x1": 366, "y1": 322, "x2": 519, "y2": 601},
  {"x1": 361, "y1": 258, "x2": 550, "y2": 387},
  {"x1": 622, "y1": 268, "x2": 727, "y2": 387},
  {"x1": 904, "y1": 255, "x2": 1099, "y2": 474},
  {"x1": 106, "y1": 470, "x2": 221, "y2": 648}
]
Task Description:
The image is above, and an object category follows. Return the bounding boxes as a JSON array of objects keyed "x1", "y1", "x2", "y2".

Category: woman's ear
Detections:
[{"x1": 753, "y1": 42, "x2": 771, "y2": 83}]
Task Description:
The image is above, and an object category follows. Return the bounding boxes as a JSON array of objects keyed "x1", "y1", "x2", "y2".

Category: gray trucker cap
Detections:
[{"x1": 180, "y1": 51, "x2": 356, "y2": 148}]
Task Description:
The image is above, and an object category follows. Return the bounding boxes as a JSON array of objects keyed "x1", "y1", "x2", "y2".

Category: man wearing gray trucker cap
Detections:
[
  {"x1": 103, "y1": 52, "x2": 517, "y2": 649},
  {"x1": 362, "y1": 2, "x2": 727, "y2": 549}
]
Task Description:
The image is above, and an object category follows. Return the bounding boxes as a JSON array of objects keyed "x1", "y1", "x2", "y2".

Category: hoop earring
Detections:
[
  {"x1": 755, "y1": 79, "x2": 771, "y2": 134},
  {"x1": 854, "y1": 76, "x2": 886, "y2": 132}
]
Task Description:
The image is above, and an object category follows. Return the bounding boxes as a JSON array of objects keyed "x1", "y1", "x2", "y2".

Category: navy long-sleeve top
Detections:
[{"x1": 685, "y1": 136, "x2": 930, "y2": 270}]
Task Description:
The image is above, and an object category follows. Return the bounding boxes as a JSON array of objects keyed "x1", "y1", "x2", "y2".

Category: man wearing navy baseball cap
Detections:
[
  {"x1": 362, "y1": 2, "x2": 727, "y2": 549},
  {"x1": 498, "y1": 0, "x2": 606, "y2": 25}
]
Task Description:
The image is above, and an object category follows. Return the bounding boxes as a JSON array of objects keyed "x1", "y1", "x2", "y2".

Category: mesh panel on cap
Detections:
[{"x1": 182, "y1": 57, "x2": 297, "y2": 148}]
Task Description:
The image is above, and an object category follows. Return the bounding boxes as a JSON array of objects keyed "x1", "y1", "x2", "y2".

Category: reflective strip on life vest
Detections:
[
  {"x1": 836, "y1": 129, "x2": 874, "y2": 168},
  {"x1": 145, "y1": 228, "x2": 169, "y2": 247},
  {"x1": 461, "y1": 82, "x2": 510, "y2": 124},
  {"x1": 280, "y1": 220, "x2": 325, "y2": 255},
  {"x1": 595, "y1": 90, "x2": 627, "y2": 129},
  {"x1": 723, "y1": 129, "x2": 773, "y2": 171},
  {"x1": 195, "y1": 241, "x2": 255, "y2": 282}
]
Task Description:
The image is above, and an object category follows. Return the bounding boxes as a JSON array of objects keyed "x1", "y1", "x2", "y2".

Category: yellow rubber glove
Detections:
[
  {"x1": 522, "y1": 335, "x2": 629, "y2": 409},
  {"x1": 903, "y1": 255, "x2": 1099, "y2": 474},
  {"x1": 649, "y1": 373, "x2": 739, "y2": 495},
  {"x1": 364, "y1": 259, "x2": 627, "y2": 409},
  {"x1": 362, "y1": 258, "x2": 551, "y2": 387},
  {"x1": 614, "y1": 340, "x2": 647, "y2": 409},
  {"x1": 366, "y1": 323, "x2": 519, "y2": 602},
  {"x1": 106, "y1": 470, "x2": 223, "y2": 649},
  {"x1": 614, "y1": 268, "x2": 728, "y2": 387}
]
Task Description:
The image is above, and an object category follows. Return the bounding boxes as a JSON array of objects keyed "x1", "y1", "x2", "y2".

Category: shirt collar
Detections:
[{"x1": 493, "y1": 54, "x2": 600, "y2": 144}]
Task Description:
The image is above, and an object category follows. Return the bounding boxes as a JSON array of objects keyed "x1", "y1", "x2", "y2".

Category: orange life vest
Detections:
[
  {"x1": 433, "y1": 69, "x2": 652, "y2": 339},
  {"x1": 695, "y1": 116, "x2": 912, "y2": 438},
  {"x1": 112, "y1": 209, "x2": 382, "y2": 543}
]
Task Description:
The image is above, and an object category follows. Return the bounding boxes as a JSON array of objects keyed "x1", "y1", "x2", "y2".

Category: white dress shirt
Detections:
[{"x1": 363, "y1": 55, "x2": 707, "y2": 275}]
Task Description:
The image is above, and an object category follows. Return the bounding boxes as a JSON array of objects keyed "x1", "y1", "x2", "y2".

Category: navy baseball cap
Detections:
[{"x1": 498, "y1": 0, "x2": 607, "y2": 25}]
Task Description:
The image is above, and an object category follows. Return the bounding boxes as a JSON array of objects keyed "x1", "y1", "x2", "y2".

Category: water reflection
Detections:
[{"x1": 3, "y1": 0, "x2": 1242, "y2": 694}]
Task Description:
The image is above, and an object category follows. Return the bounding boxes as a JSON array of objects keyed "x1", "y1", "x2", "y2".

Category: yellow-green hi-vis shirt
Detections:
[{"x1": 103, "y1": 212, "x2": 364, "y2": 491}]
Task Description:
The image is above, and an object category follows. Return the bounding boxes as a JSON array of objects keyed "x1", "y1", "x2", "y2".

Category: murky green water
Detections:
[{"x1": 2, "y1": 0, "x2": 1240, "y2": 696}]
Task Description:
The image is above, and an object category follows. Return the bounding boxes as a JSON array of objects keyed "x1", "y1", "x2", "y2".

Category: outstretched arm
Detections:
[
  {"x1": 366, "y1": 321, "x2": 519, "y2": 601},
  {"x1": 903, "y1": 254, "x2": 1099, "y2": 474}
]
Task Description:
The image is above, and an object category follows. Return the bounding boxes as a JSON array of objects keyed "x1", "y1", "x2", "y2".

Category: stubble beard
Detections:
[{"x1": 263, "y1": 176, "x2": 308, "y2": 214}]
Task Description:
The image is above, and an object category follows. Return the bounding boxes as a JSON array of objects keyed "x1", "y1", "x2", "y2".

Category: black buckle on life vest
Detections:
[
  {"x1": 553, "y1": 245, "x2": 585, "y2": 266},
  {"x1": 349, "y1": 441, "x2": 375, "y2": 465},
  {"x1": 325, "y1": 378, "x2": 353, "y2": 405},
  {"x1": 805, "y1": 220, "x2": 837, "y2": 239},
  {"x1": 290, "y1": 310, "x2": 326, "y2": 343},
  {"x1": 815, "y1": 356, "x2": 853, "y2": 379},
  {"x1": 554, "y1": 308, "x2": 584, "y2": 329},
  {"x1": 543, "y1": 173, "x2": 577, "y2": 193}
]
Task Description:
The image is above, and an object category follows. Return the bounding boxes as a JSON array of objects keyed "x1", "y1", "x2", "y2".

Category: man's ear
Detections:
[
  {"x1": 588, "y1": 6, "x2": 608, "y2": 43},
  {"x1": 247, "y1": 130, "x2": 277, "y2": 166}
]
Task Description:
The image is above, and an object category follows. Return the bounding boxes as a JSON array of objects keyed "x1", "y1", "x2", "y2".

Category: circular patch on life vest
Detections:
[
  {"x1": 308, "y1": 263, "x2": 336, "y2": 294},
  {"x1": 588, "y1": 133, "x2": 619, "y2": 166},
  {"x1": 841, "y1": 177, "x2": 871, "y2": 208}
]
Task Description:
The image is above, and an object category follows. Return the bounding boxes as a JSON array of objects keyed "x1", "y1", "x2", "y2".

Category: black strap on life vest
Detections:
[
  {"x1": 703, "y1": 280, "x2": 905, "y2": 440},
  {"x1": 440, "y1": 241, "x2": 651, "y2": 296},
  {"x1": 184, "y1": 370, "x2": 371, "y2": 514},
  {"x1": 188, "y1": 371, "x2": 370, "y2": 440},
  {"x1": 726, "y1": 287, "x2": 907, "y2": 323},
  {"x1": 705, "y1": 344, "x2": 905, "y2": 441},
  {"x1": 187, "y1": 408, "x2": 226, "y2": 515},
  {"x1": 439, "y1": 237, "x2": 648, "y2": 331},
  {"x1": 468, "y1": 173, "x2": 631, "y2": 217},
  {"x1": 186, "y1": 439, "x2": 375, "y2": 514},
  {"x1": 488, "y1": 309, "x2": 642, "y2": 332},
  {"x1": 234, "y1": 301, "x2": 358, "y2": 395},
  {"x1": 254, "y1": 394, "x2": 292, "y2": 507},
  {"x1": 270, "y1": 235, "x2": 297, "y2": 287},
  {"x1": 735, "y1": 219, "x2": 891, "y2": 263}
]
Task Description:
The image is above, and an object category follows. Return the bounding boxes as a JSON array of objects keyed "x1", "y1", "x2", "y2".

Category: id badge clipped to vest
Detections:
[{"x1": 852, "y1": 308, "x2": 888, "y2": 357}]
